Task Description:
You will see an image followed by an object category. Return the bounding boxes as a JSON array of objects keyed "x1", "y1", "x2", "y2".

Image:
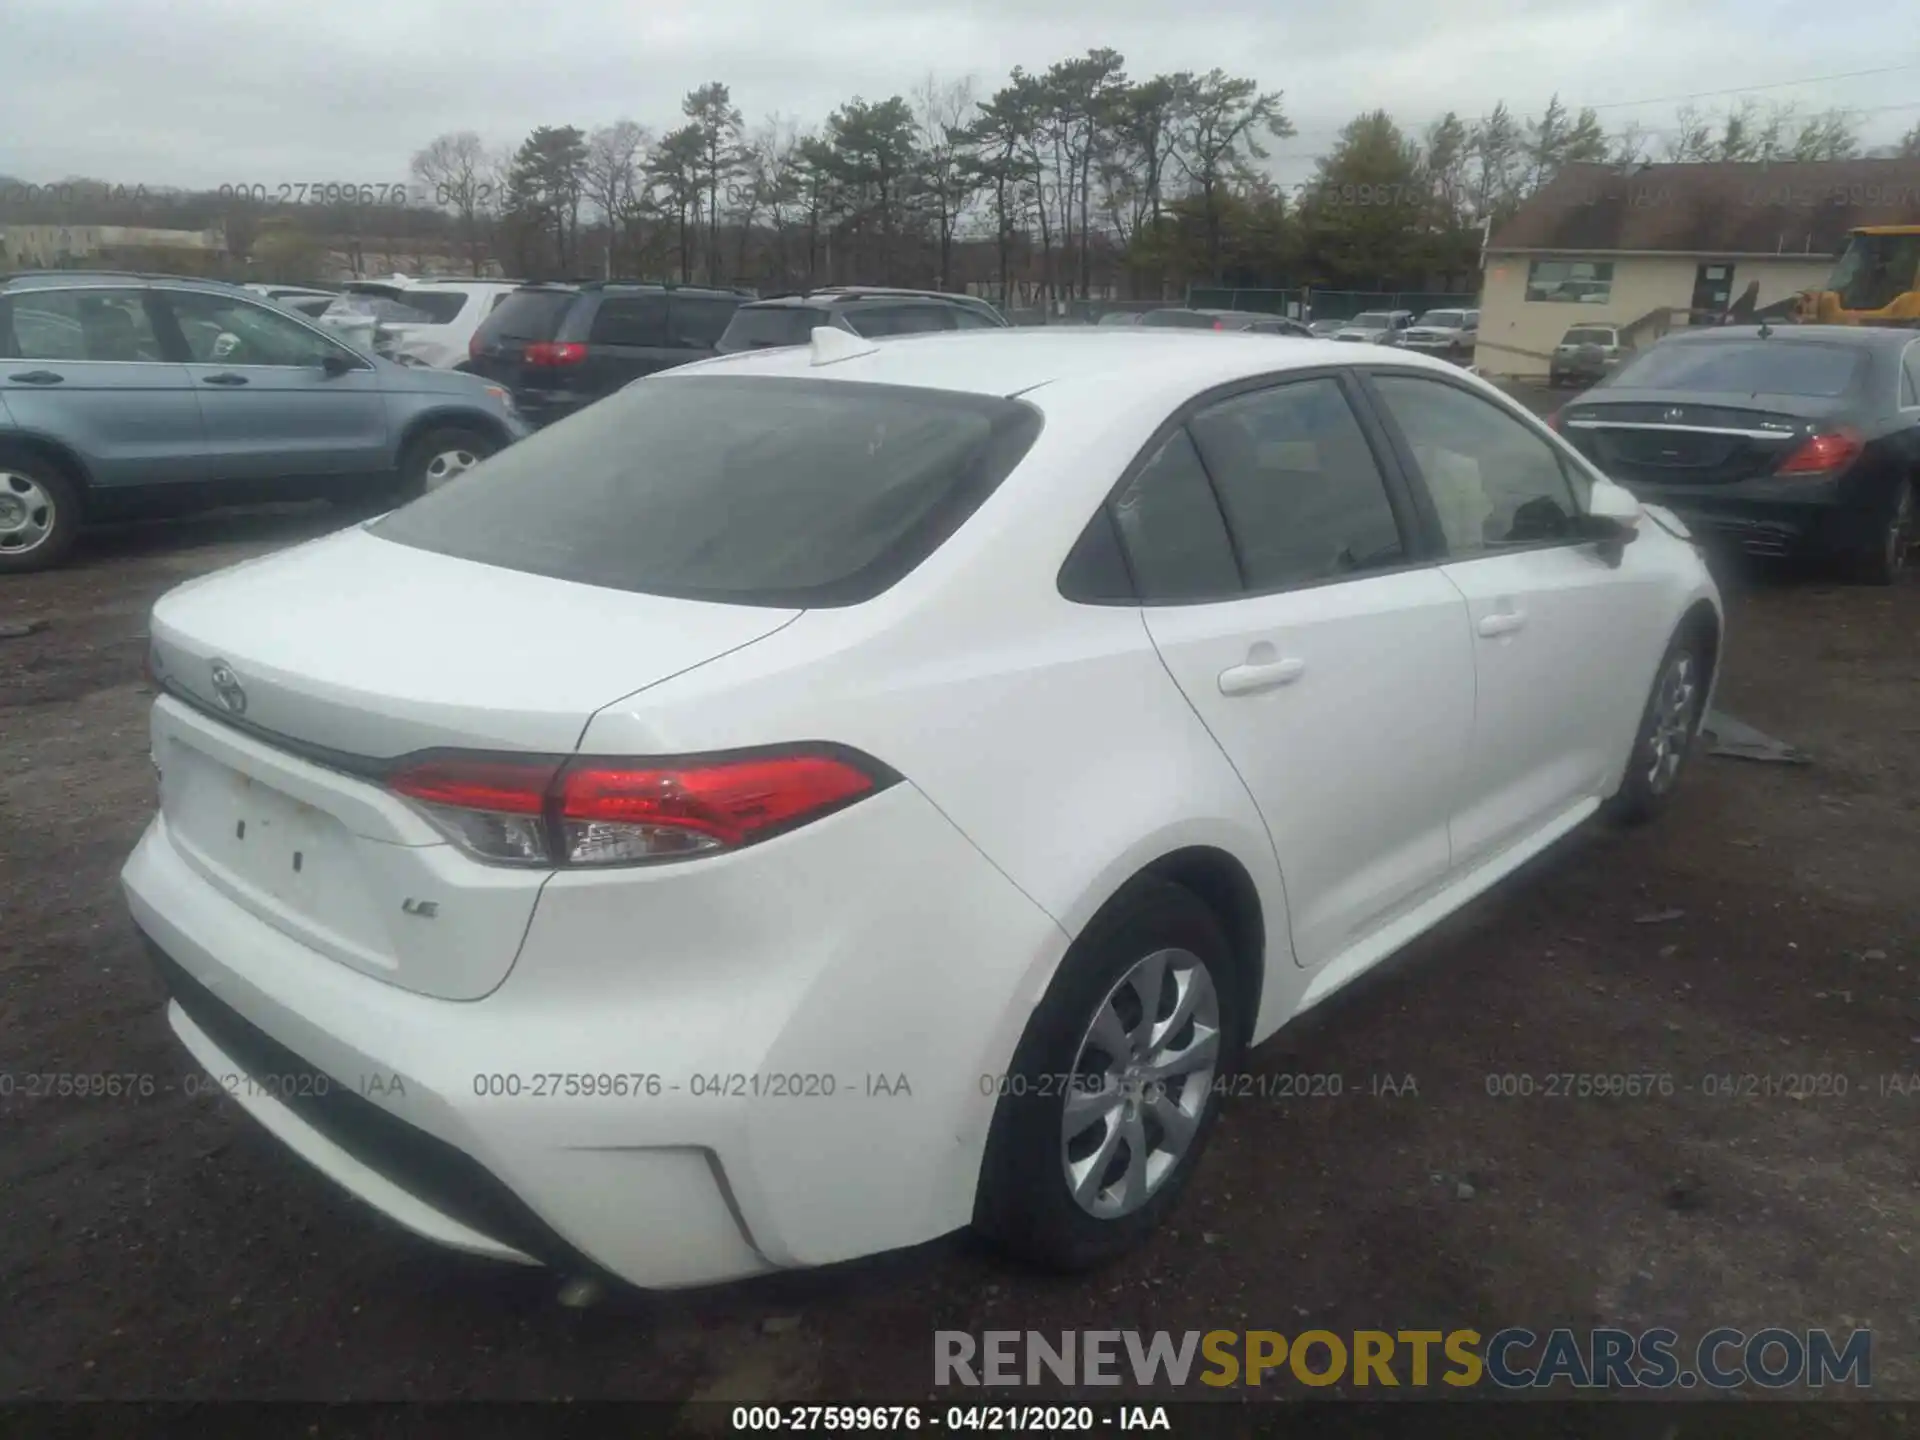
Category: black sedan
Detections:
[{"x1": 1550, "y1": 325, "x2": 1920, "y2": 584}]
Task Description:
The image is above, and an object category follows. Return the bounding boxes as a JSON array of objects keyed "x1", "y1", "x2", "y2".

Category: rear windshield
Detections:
[
  {"x1": 475, "y1": 289, "x2": 573, "y2": 342},
  {"x1": 370, "y1": 376, "x2": 1044, "y2": 607},
  {"x1": 1563, "y1": 328, "x2": 1615, "y2": 345},
  {"x1": 1607, "y1": 340, "x2": 1866, "y2": 397},
  {"x1": 392, "y1": 291, "x2": 471, "y2": 324},
  {"x1": 717, "y1": 306, "x2": 831, "y2": 352},
  {"x1": 1418, "y1": 312, "x2": 1464, "y2": 327}
]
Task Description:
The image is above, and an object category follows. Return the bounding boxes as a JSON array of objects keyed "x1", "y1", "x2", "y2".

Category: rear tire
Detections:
[
  {"x1": 1606, "y1": 629, "x2": 1708, "y2": 826},
  {"x1": 973, "y1": 879, "x2": 1243, "y2": 1272},
  {"x1": 0, "y1": 450, "x2": 82, "y2": 574},
  {"x1": 1843, "y1": 478, "x2": 1913, "y2": 587}
]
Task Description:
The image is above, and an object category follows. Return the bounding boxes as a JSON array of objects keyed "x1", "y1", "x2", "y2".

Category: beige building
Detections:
[
  {"x1": 0, "y1": 223, "x2": 226, "y2": 268},
  {"x1": 1475, "y1": 158, "x2": 1920, "y2": 378}
]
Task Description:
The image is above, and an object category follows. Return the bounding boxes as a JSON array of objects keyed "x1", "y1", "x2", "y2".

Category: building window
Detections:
[{"x1": 1525, "y1": 259, "x2": 1614, "y2": 305}]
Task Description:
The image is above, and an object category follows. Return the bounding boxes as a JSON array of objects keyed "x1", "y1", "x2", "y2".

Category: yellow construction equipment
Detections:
[{"x1": 1792, "y1": 226, "x2": 1920, "y2": 325}]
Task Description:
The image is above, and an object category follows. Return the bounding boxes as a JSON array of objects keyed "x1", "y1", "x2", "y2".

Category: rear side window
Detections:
[
  {"x1": 1110, "y1": 428, "x2": 1242, "y2": 602},
  {"x1": 476, "y1": 290, "x2": 573, "y2": 343},
  {"x1": 1901, "y1": 346, "x2": 1920, "y2": 406},
  {"x1": 1187, "y1": 378, "x2": 1406, "y2": 589},
  {"x1": 590, "y1": 295, "x2": 668, "y2": 347},
  {"x1": 719, "y1": 306, "x2": 833, "y2": 350},
  {"x1": 846, "y1": 304, "x2": 955, "y2": 338},
  {"x1": 392, "y1": 291, "x2": 470, "y2": 324},
  {"x1": 370, "y1": 376, "x2": 1044, "y2": 607},
  {"x1": 949, "y1": 306, "x2": 1004, "y2": 330},
  {"x1": 1608, "y1": 340, "x2": 1864, "y2": 397},
  {"x1": 668, "y1": 296, "x2": 741, "y2": 349}
]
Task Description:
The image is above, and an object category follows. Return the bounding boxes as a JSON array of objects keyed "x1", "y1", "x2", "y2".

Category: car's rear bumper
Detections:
[
  {"x1": 122, "y1": 776, "x2": 1067, "y2": 1289},
  {"x1": 1630, "y1": 475, "x2": 1872, "y2": 559}
]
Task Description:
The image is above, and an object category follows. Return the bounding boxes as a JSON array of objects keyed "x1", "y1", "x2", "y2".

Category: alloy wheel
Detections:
[
  {"x1": 1646, "y1": 651, "x2": 1698, "y2": 795},
  {"x1": 0, "y1": 470, "x2": 55, "y2": 556},
  {"x1": 423, "y1": 448, "x2": 481, "y2": 490},
  {"x1": 1060, "y1": 947, "x2": 1222, "y2": 1220}
]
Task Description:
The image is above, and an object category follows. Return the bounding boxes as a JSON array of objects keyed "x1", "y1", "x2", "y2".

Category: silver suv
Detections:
[
  {"x1": 0, "y1": 271, "x2": 530, "y2": 572},
  {"x1": 1402, "y1": 308, "x2": 1480, "y2": 360}
]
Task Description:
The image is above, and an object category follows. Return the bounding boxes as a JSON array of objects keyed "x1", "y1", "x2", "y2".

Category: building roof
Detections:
[{"x1": 1487, "y1": 158, "x2": 1920, "y2": 258}]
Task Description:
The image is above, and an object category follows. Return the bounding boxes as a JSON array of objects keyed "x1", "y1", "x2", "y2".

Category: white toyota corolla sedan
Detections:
[{"x1": 124, "y1": 325, "x2": 1721, "y2": 1290}]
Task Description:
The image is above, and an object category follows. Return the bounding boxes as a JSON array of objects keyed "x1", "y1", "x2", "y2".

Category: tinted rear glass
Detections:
[
  {"x1": 475, "y1": 290, "x2": 573, "y2": 342},
  {"x1": 392, "y1": 291, "x2": 470, "y2": 324},
  {"x1": 370, "y1": 376, "x2": 1045, "y2": 607},
  {"x1": 719, "y1": 306, "x2": 833, "y2": 350},
  {"x1": 1608, "y1": 340, "x2": 1866, "y2": 397},
  {"x1": 1563, "y1": 328, "x2": 1615, "y2": 345}
]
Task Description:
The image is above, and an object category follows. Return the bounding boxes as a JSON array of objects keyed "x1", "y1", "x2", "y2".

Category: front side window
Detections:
[
  {"x1": 1186, "y1": 378, "x2": 1406, "y2": 590},
  {"x1": 1371, "y1": 374, "x2": 1580, "y2": 556},
  {"x1": 0, "y1": 288, "x2": 164, "y2": 362},
  {"x1": 163, "y1": 291, "x2": 342, "y2": 367},
  {"x1": 1527, "y1": 259, "x2": 1615, "y2": 304}
]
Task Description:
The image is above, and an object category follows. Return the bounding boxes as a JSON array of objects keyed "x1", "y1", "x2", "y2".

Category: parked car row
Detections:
[{"x1": 0, "y1": 270, "x2": 529, "y2": 571}]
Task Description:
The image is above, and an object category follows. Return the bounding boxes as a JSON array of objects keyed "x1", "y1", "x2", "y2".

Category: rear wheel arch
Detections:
[{"x1": 1095, "y1": 847, "x2": 1267, "y2": 1050}]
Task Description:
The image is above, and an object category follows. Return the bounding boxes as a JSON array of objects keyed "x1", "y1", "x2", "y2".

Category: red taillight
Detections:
[
  {"x1": 468, "y1": 332, "x2": 483, "y2": 361},
  {"x1": 1213, "y1": 319, "x2": 1227, "y2": 330},
  {"x1": 523, "y1": 341, "x2": 587, "y2": 367},
  {"x1": 1546, "y1": 409, "x2": 1564, "y2": 433},
  {"x1": 1776, "y1": 429, "x2": 1863, "y2": 476},
  {"x1": 386, "y1": 748, "x2": 888, "y2": 867}
]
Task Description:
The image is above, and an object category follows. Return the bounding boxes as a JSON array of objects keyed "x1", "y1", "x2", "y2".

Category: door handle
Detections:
[
  {"x1": 201, "y1": 373, "x2": 249, "y2": 386},
  {"x1": 7, "y1": 370, "x2": 64, "y2": 384},
  {"x1": 1218, "y1": 657, "x2": 1306, "y2": 696},
  {"x1": 1477, "y1": 611, "x2": 1528, "y2": 638}
]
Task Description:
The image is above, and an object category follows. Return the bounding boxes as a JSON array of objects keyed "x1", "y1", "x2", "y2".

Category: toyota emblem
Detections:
[{"x1": 209, "y1": 660, "x2": 247, "y2": 716}]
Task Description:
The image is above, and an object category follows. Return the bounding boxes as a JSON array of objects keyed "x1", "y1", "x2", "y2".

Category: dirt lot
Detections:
[{"x1": 3, "y1": 409, "x2": 1917, "y2": 1406}]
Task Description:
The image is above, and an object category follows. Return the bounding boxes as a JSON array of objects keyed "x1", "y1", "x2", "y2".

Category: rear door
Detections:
[
  {"x1": 1123, "y1": 373, "x2": 1476, "y2": 970},
  {"x1": 0, "y1": 285, "x2": 206, "y2": 488},
  {"x1": 155, "y1": 288, "x2": 391, "y2": 483},
  {"x1": 1364, "y1": 370, "x2": 1667, "y2": 870}
]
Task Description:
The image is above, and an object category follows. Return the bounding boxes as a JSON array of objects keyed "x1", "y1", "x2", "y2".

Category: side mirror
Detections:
[
  {"x1": 1578, "y1": 478, "x2": 1643, "y2": 565},
  {"x1": 320, "y1": 351, "x2": 355, "y2": 377}
]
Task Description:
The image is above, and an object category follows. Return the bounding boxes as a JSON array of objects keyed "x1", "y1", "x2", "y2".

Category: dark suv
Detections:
[
  {"x1": 715, "y1": 287, "x2": 1009, "y2": 353},
  {"x1": 464, "y1": 281, "x2": 751, "y2": 426}
]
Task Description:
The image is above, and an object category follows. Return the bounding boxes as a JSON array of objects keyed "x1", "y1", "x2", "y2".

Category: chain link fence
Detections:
[{"x1": 1185, "y1": 287, "x2": 1479, "y2": 321}]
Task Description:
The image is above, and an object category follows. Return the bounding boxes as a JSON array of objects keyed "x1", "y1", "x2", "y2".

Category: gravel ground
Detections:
[{"x1": 3, "y1": 391, "x2": 1916, "y2": 1407}]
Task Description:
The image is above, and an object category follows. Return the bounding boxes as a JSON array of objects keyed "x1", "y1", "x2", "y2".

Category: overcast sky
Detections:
[{"x1": 3, "y1": 0, "x2": 1916, "y2": 195}]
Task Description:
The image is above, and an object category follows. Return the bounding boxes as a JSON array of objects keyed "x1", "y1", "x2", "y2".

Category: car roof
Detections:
[
  {"x1": 510, "y1": 280, "x2": 749, "y2": 298},
  {"x1": 673, "y1": 326, "x2": 1467, "y2": 402},
  {"x1": 740, "y1": 290, "x2": 982, "y2": 311},
  {"x1": 1659, "y1": 323, "x2": 1912, "y2": 350}
]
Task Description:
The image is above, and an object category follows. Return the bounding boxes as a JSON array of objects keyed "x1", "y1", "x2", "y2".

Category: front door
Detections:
[
  {"x1": 1363, "y1": 371, "x2": 1670, "y2": 871},
  {"x1": 1117, "y1": 374, "x2": 1475, "y2": 970},
  {"x1": 0, "y1": 285, "x2": 206, "y2": 490},
  {"x1": 155, "y1": 289, "x2": 390, "y2": 483}
]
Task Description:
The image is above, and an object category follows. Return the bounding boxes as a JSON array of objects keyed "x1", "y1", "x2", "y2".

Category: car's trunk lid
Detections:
[
  {"x1": 146, "y1": 525, "x2": 799, "y2": 999},
  {"x1": 1558, "y1": 389, "x2": 1848, "y2": 487}
]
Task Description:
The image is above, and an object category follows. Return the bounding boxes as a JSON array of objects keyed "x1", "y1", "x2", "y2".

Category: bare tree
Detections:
[
  {"x1": 410, "y1": 131, "x2": 494, "y2": 274},
  {"x1": 585, "y1": 120, "x2": 652, "y2": 277},
  {"x1": 912, "y1": 74, "x2": 981, "y2": 290}
]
